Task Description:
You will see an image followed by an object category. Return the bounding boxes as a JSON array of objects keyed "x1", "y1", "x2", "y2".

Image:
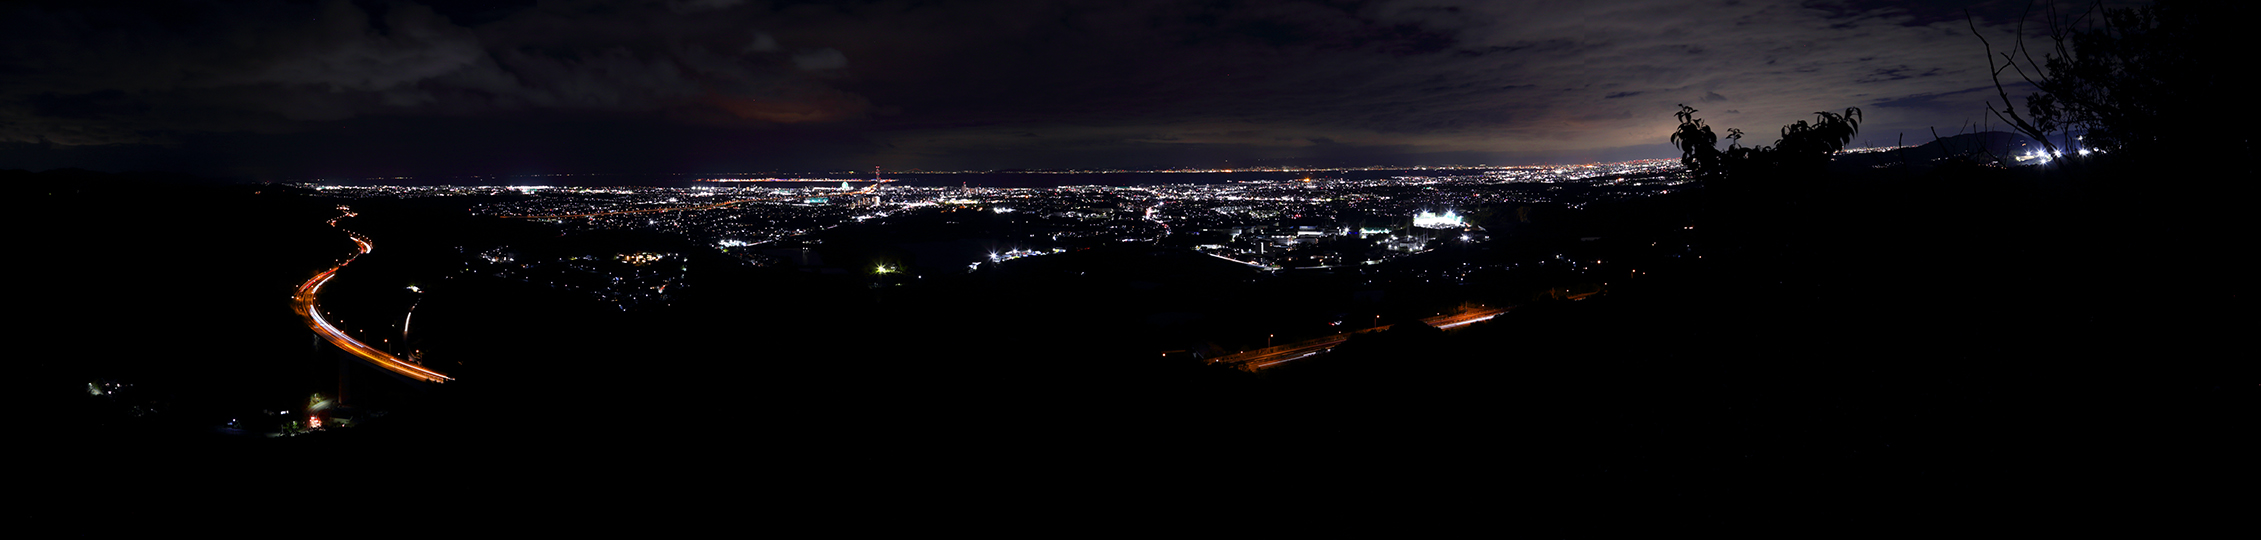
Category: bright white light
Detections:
[{"x1": 1413, "y1": 209, "x2": 1464, "y2": 229}]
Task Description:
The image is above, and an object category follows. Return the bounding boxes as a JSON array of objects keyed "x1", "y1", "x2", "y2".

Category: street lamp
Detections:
[{"x1": 400, "y1": 286, "x2": 422, "y2": 356}]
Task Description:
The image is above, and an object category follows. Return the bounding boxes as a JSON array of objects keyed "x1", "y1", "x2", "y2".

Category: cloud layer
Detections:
[{"x1": 0, "y1": 0, "x2": 2083, "y2": 175}]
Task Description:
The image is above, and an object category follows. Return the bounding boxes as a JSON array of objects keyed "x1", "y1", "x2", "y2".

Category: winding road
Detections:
[{"x1": 294, "y1": 209, "x2": 454, "y2": 383}]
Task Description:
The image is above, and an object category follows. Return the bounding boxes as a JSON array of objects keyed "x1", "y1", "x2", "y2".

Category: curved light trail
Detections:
[{"x1": 294, "y1": 211, "x2": 454, "y2": 383}]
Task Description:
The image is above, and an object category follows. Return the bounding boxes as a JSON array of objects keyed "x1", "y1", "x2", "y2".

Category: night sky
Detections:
[{"x1": 3, "y1": 0, "x2": 2085, "y2": 179}]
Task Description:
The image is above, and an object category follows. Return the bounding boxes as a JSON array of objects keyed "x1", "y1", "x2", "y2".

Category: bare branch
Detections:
[{"x1": 1970, "y1": 8, "x2": 2061, "y2": 157}]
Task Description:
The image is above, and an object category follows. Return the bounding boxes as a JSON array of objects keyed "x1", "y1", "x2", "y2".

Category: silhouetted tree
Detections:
[
  {"x1": 1671, "y1": 105, "x2": 1861, "y2": 180},
  {"x1": 1671, "y1": 105, "x2": 1725, "y2": 175},
  {"x1": 1969, "y1": 0, "x2": 2247, "y2": 162}
]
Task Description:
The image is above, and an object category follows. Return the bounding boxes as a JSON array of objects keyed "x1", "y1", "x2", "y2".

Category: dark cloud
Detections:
[
  {"x1": 0, "y1": 0, "x2": 868, "y2": 144},
  {"x1": 791, "y1": 48, "x2": 848, "y2": 71},
  {"x1": 0, "y1": 0, "x2": 2087, "y2": 176}
]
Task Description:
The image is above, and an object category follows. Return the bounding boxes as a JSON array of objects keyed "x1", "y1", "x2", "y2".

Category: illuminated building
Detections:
[{"x1": 1412, "y1": 209, "x2": 1464, "y2": 229}]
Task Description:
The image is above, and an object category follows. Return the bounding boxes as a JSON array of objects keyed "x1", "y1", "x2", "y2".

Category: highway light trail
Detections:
[
  {"x1": 295, "y1": 211, "x2": 453, "y2": 383},
  {"x1": 1434, "y1": 313, "x2": 1499, "y2": 330},
  {"x1": 1254, "y1": 350, "x2": 1326, "y2": 368},
  {"x1": 1208, "y1": 305, "x2": 1509, "y2": 371},
  {"x1": 1204, "y1": 252, "x2": 1276, "y2": 270}
]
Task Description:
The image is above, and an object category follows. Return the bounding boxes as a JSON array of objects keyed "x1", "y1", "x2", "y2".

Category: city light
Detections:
[{"x1": 1413, "y1": 209, "x2": 1464, "y2": 229}]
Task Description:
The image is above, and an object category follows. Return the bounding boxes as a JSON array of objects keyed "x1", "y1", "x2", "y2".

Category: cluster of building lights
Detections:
[{"x1": 1412, "y1": 209, "x2": 1465, "y2": 229}]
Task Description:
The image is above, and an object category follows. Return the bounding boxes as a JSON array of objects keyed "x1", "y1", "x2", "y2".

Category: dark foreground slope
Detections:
[
  {"x1": 1255, "y1": 156, "x2": 2250, "y2": 523},
  {"x1": 12, "y1": 170, "x2": 347, "y2": 441},
  {"x1": 21, "y1": 161, "x2": 2248, "y2": 532}
]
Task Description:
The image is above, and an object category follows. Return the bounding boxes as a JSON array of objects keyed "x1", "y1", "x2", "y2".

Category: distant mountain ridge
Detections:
[{"x1": 1832, "y1": 131, "x2": 2046, "y2": 170}]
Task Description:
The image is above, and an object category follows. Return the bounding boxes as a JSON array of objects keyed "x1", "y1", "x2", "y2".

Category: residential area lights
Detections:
[
  {"x1": 246, "y1": 148, "x2": 1929, "y2": 397},
  {"x1": 315, "y1": 157, "x2": 1686, "y2": 290}
]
